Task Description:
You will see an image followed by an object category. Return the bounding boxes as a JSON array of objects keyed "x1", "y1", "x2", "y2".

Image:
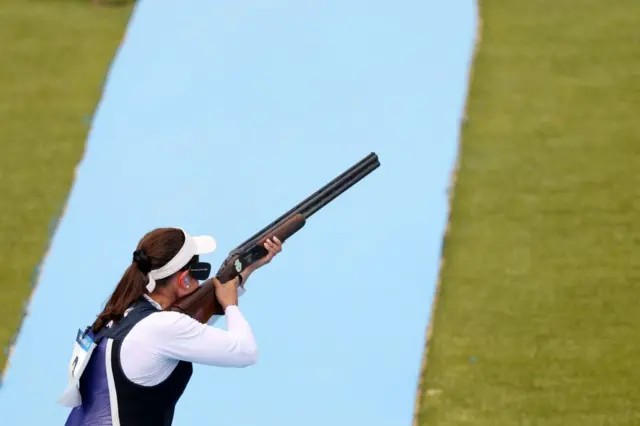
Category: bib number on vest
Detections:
[{"x1": 57, "y1": 328, "x2": 97, "y2": 407}]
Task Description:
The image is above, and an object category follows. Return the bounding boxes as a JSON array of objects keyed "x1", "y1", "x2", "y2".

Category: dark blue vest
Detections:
[{"x1": 64, "y1": 297, "x2": 193, "y2": 426}]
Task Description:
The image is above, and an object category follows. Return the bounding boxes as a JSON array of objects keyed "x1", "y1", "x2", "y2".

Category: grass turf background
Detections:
[
  {"x1": 0, "y1": 0, "x2": 132, "y2": 374},
  {"x1": 416, "y1": 0, "x2": 640, "y2": 425}
]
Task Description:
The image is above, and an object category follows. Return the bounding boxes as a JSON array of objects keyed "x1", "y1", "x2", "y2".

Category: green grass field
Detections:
[
  {"x1": 416, "y1": 0, "x2": 640, "y2": 425},
  {"x1": 0, "y1": 0, "x2": 132, "y2": 372},
  {"x1": 2, "y1": 1, "x2": 640, "y2": 425}
]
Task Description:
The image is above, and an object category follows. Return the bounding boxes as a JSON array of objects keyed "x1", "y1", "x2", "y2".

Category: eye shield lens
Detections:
[{"x1": 189, "y1": 262, "x2": 211, "y2": 280}]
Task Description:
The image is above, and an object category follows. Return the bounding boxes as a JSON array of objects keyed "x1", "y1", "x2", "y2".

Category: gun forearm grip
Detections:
[
  {"x1": 258, "y1": 213, "x2": 306, "y2": 245},
  {"x1": 218, "y1": 214, "x2": 306, "y2": 280}
]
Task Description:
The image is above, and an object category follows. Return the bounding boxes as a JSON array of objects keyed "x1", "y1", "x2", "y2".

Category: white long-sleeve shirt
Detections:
[{"x1": 120, "y1": 290, "x2": 255, "y2": 386}]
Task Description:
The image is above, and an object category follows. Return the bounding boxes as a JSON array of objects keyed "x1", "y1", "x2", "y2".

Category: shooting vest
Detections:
[{"x1": 64, "y1": 297, "x2": 193, "y2": 426}]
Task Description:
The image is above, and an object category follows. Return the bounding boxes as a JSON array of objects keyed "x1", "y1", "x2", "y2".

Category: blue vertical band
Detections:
[{"x1": 0, "y1": 1, "x2": 476, "y2": 425}]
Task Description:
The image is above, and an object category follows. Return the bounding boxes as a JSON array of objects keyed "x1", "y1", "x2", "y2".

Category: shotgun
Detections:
[{"x1": 168, "y1": 152, "x2": 380, "y2": 323}]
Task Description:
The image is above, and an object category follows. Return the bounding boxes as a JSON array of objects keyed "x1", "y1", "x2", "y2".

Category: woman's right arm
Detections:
[
  {"x1": 145, "y1": 306, "x2": 258, "y2": 367},
  {"x1": 207, "y1": 285, "x2": 247, "y2": 327},
  {"x1": 147, "y1": 258, "x2": 276, "y2": 366}
]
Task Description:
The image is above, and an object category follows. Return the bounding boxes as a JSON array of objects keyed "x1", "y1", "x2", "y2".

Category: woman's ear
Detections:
[{"x1": 178, "y1": 271, "x2": 190, "y2": 288}]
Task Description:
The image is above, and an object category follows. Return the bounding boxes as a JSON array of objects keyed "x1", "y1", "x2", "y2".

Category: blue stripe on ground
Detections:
[{"x1": 0, "y1": 1, "x2": 476, "y2": 425}]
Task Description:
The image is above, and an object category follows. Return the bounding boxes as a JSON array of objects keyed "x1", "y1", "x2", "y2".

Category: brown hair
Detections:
[{"x1": 91, "y1": 227, "x2": 186, "y2": 333}]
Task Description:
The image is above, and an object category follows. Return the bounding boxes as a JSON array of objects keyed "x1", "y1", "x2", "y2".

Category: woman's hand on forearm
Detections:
[{"x1": 241, "y1": 236, "x2": 283, "y2": 283}]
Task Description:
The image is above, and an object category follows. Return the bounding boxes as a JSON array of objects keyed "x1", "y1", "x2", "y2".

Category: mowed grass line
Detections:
[
  {"x1": 417, "y1": 1, "x2": 640, "y2": 425},
  {"x1": 0, "y1": 0, "x2": 132, "y2": 373}
]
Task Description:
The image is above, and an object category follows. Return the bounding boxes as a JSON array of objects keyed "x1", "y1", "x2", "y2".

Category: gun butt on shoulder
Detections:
[{"x1": 168, "y1": 215, "x2": 306, "y2": 322}]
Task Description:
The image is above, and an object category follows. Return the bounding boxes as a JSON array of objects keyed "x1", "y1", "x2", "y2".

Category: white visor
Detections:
[{"x1": 146, "y1": 228, "x2": 217, "y2": 292}]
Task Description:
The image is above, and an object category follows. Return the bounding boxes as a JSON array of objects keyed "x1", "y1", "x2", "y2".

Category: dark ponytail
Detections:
[{"x1": 91, "y1": 227, "x2": 186, "y2": 333}]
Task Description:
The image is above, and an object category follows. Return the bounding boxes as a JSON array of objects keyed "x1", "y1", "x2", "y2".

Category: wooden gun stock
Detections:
[{"x1": 168, "y1": 214, "x2": 306, "y2": 323}]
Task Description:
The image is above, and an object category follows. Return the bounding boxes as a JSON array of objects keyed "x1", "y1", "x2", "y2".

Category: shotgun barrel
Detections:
[
  {"x1": 169, "y1": 152, "x2": 380, "y2": 322},
  {"x1": 234, "y1": 152, "x2": 379, "y2": 251}
]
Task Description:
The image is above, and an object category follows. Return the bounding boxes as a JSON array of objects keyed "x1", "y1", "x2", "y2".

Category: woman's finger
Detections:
[
  {"x1": 270, "y1": 237, "x2": 282, "y2": 250},
  {"x1": 264, "y1": 240, "x2": 276, "y2": 253}
]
